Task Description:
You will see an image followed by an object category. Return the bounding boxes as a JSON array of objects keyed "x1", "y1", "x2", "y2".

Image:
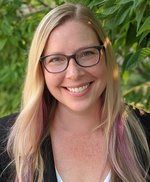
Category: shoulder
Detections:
[
  {"x1": 132, "y1": 108, "x2": 150, "y2": 132},
  {"x1": 126, "y1": 107, "x2": 150, "y2": 177},
  {"x1": 0, "y1": 113, "x2": 18, "y2": 133},
  {"x1": 0, "y1": 113, "x2": 18, "y2": 146},
  {"x1": 130, "y1": 107, "x2": 150, "y2": 147},
  {"x1": 0, "y1": 113, "x2": 18, "y2": 182},
  {"x1": 0, "y1": 113, "x2": 18, "y2": 125}
]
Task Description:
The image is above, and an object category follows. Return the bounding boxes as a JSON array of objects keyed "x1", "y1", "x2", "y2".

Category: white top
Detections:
[{"x1": 55, "y1": 168, "x2": 111, "y2": 182}]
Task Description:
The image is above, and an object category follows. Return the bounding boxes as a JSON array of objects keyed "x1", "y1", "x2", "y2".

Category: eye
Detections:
[
  {"x1": 81, "y1": 50, "x2": 94, "y2": 57},
  {"x1": 78, "y1": 48, "x2": 98, "y2": 60},
  {"x1": 46, "y1": 55, "x2": 66, "y2": 64}
]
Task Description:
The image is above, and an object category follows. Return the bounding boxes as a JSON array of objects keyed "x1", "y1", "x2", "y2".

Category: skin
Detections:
[
  {"x1": 43, "y1": 20, "x2": 110, "y2": 182},
  {"x1": 43, "y1": 20, "x2": 107, "y2": 117}
]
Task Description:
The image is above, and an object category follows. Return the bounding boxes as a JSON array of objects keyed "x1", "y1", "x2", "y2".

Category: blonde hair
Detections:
[{"x1": 7, "y1": 3, "x2": 150, "y2": 182}]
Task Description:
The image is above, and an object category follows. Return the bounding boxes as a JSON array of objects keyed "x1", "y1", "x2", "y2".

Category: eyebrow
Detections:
[{"x1": 43, "y1": 43, "x2": 101, "y2": 56}]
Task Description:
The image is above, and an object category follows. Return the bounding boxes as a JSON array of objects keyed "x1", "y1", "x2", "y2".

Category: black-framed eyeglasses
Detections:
[{"x1": 40, "y1": 45, "x2": 104, "y2": 73}]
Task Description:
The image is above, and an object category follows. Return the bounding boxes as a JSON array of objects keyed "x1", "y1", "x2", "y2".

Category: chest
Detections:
[{"x1": 51, "y1": 132, "x2": 110, "y2": 182}]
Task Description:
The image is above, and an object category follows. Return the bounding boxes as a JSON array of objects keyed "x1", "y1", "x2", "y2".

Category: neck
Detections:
[{"x1": 51, "y1": 102, "x2": 103, "y2": 136}]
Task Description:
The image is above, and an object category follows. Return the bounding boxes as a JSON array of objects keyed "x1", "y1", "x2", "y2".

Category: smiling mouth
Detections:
[{"x1": 66, "y1": 83, "x2": 91, "y2": 93}]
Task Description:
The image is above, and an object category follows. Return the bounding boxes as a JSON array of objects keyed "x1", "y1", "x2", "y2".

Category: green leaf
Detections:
[
  {"x1": 113, "y1": 1, "x2": 133, "y2": 26},
  {"x1": 88, "y1": 0, "x2": 104, "y2": 8},
  {"x1": 138, "y1": 30, "x2": 150, "y2": 45},
  {"x1": 122, "y1": 70, "x2": 129, "y2": 85},
  {"x1": 9, "y1": 36, "x2": 19, "y2": 47},
  {"x1": 125, "y1": 23, "x2": 137, "y2": 47},
  {"x1": 135, "y1": 2, "x2": 146, "y2": 30},
  {"x1": 139, "y1": 47, "x2": 150, "y2": 59},
  {"x1": 122, "y1": 53, "x2": 133, "y2": 72},
  {"x1": 117, "y1": 0, "x2": 133, "y2": 5},
  {"x1": 101, "y1": 6, "x2": 119, "y2": 16},
  {"x1": 1, "y1": 20, "x2": 12, "y2": 36},
  {"x1": 125, "y1": 48, "x2": 150, "y2": 70},
  {"x1": 133, "y1": 0, "x2": 145, "y2": 8},
  {"x1": 104, "y1": 0, "x2": 117, "y2": 8},
  {"x1": 137, "y1": 17, "x2": 150, "y2": 36},
  {"x1": 115, "y1": 8, "x2": 130, "y2": 25},
  {"x1": 0, "y1": 38, "x2": 7, "y2": 50}
]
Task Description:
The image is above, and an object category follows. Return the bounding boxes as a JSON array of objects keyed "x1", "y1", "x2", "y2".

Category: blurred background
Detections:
[{"x1": 0, "y1": 0, "x2": 150, "y2": 117}]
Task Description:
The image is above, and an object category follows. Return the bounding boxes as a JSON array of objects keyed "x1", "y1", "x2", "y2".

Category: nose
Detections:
[{"x1": 65, "y1": 58, "x2": 85, "y2": 79}]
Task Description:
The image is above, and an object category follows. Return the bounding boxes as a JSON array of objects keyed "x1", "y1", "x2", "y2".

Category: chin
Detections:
[{"x1": 65, "y1": 103, "x2": 95, "y2": 114}]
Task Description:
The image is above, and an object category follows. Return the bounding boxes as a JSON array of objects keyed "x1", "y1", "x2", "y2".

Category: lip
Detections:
[
  {"x1": 62, "y1": 81, "x2": 93, "y2": 96},
  {"x1": 64, "y1": 81, "x2": 93, "y2": 88}
]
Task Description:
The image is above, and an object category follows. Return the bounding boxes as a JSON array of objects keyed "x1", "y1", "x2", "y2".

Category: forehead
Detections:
[{"x1": 44, "y1": 20, "x2": 99, "y2": 55}]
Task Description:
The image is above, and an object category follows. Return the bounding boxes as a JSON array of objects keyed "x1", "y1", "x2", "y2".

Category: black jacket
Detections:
[{"x1": 0, "y1": 109, "x2": 150, "y2": 182}]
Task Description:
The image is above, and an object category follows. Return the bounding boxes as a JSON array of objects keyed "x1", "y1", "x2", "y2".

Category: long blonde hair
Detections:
[{"x1": 7, "y1": 3, "x2": 150, "y2": 182}]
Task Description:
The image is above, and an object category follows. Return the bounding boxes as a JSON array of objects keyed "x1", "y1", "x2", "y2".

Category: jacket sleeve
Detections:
[
  {"x1": 133, "y1": 108, "x2": 150, "y2": 148},
  {"x1": 0, "y1": 114, "x2": 18, "y2": 182}
]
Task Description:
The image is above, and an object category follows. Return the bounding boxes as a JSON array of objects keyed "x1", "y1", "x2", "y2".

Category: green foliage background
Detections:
[{"x1": 0, "y1": 0, "x2": 150, "y2": 117}]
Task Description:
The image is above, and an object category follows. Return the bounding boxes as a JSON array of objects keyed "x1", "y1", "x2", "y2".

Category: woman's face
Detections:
[{"x1": 43, "y1": 20, "x2": 107, "y2": 114}]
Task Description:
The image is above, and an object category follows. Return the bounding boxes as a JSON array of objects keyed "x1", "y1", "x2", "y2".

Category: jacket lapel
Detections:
[{"x1": 41, "y1": 136, "x2": 57, "y2": 182}]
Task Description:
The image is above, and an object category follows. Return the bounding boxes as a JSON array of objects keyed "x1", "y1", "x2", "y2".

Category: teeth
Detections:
[{"x1": 67, "y1": 83, "x2": 90, "y2": 93}]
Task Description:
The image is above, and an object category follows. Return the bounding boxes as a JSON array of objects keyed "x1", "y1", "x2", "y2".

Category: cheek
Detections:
[
  {"x1": 98, "y1": 57, "x2": 107, "y2": 80},
  {"x1": 100, "y1": 64, "x2": 107, "y2": 80},
  {"x1": 93, "y1": 62, "x2": 107, "y2": 95},
  {"x1": 90, "y1": 60, "x2": 107, "y2": 81},
  {"x1": 43, "y1": 71, "x2": 62, "y2": 91}
]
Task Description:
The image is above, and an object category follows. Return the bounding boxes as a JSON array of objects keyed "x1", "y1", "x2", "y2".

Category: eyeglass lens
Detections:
[{"x1": 41, "y1": 46, "x2": 102, "y2": 73}]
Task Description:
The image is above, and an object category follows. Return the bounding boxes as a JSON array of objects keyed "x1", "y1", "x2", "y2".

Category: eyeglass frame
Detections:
[{"x1": 40, "y1": 45, "x2": 104, "y2": 74}]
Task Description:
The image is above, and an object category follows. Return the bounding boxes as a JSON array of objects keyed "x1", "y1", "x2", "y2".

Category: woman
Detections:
[{"x1": 0, "y1": 3, "x2": 150, "y2": 182}]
